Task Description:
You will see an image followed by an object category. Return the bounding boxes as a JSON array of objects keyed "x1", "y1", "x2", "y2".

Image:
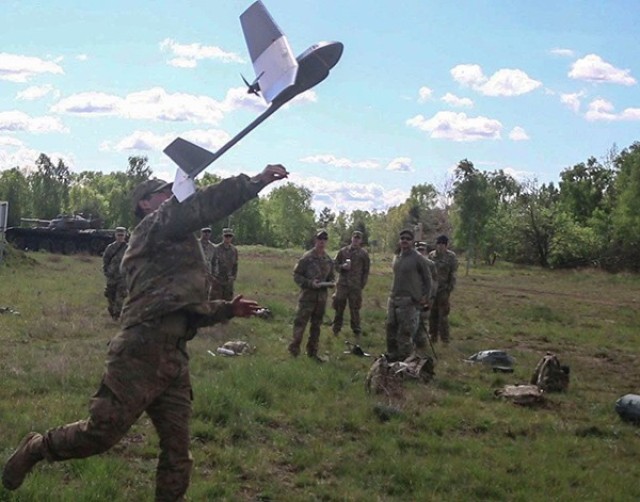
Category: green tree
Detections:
[
  {"x1": 611, "y1": 142, "x2": 640, "y2": 269},
  {"x1": 451, "y1": 159, "x2": 497, "y2": 272},
  {"x1": 262, "y1": 183, "x2": 315, "y2": 248},
  {"x1": 559, "y1": 157, "x2": 614, "y2": 224},
  {"x1": 0, "y1": 168, "x2": 30, "y2": 226}
]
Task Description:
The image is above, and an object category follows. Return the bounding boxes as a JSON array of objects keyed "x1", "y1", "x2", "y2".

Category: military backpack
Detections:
[{"x1": 530, "y1": 353, "x2": 570, "y2": 392}]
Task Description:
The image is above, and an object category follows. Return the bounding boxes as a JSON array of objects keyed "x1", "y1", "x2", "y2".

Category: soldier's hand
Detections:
[
  {"x1": 230, "y1": 295, "x2": 261, "y2": 318},
  {"x1": 254, "y1": 164, "x2": 289, "y2": 185}
]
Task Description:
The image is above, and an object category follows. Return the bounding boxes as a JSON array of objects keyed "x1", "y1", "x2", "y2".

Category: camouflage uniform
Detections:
[
  {"x1": 414, "y1": 250, "x2": 437, "y2": 351},
  {"x1": 212, "y1": 243, "x2": 238, "y2": 301},
  {"x1": 428, "y1": 247, "x2": 458, "y2": 343},
  {"x1": 386, "y1": 249, "x2": 432, "y2": 361},
  {"x1": 289, "y1": 250, "x2": 335, "y2": 357},
  {"x1": 30, "y1": 175, "x2": 267, "y2": 501},
  {"x1": 102, "y1": 240, "x2": 128, "y2": 320},
  {"x1": 199, "y1": 239, "x2": 217, "y2": 299},
  {"x1": 332, "y1": 244, "x2": 370, "y2": 337}
]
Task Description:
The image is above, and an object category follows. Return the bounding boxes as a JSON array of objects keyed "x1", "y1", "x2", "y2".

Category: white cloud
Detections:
[
  {"x1": 569, "y1": 54, "x2": 636, "y2": 85},
  {"x1": 550, "y1": 48, "x2": 575, "y2": 57},
  {"x1": 451, "y1": 64, "x2": 486, "y2": 87},
  {"x1": 52, "y1": 88, "x2": 226, "y2": 124},
  {"x1": 0, "y1": 111, "x2": 67, "y2": 133},
  {"x1": 0, "y1": 52, "x2": 64, "y2": 82},
  {"x1": 50, "y1": 86, "x2": 315, "y2": 125},
  {"x1": 299, "y1": 154, "x2": 379, "y2": 170},
  {"x1": 0, "y1": 136, "x2": 24, "y2": 147},
  {"x1": 16, "y1": 84, "x2": 56, "y2": 101},
  {"x1": 289, "y1": 173, "x2": 408, "y2": 213},
  {"x1": 480, "y1": 69, "x2": 542, "y2": 96},
  {"x1": 451, "y1": 64, "x2": 541, "y2": 96},
  {"x1": 76, "y1": 54, "x2": 88, "y2": 61},
  {"x1": 508, "y1": 126, "x2": 529, "y2": 141},
  {"x1": 104, "y1": 129, "x2": 231, "y2": 153},
  {"x1": 418, "y1": 86, "x2": 433, "y2": 103},
  {"x1": 160, "y1": 38, "x2": 244, "y2": 68},
  {"x1": 386, "y1": 157, "x2": 414, "y2": 172},
  {"x1": 0, "y1": 144, "x2": 74, "y2": 172},
  {"x1": 407, "y1": 111, "x2": 502, "y2": 141},
  {"x1": 585, "y1": 98, "x2": 640, "y2": 121},
  {"x1": 441, "y1": 92, "x2": 473, "y2": 107},
  {"x1": 560, "y1": 91, "x2": 585, "y2": 113}
]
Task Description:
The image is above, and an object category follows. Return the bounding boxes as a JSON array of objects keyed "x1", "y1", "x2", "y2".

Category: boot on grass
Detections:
[{"x1": 2, "y1": 432, "x2": 45, "y2": 491}]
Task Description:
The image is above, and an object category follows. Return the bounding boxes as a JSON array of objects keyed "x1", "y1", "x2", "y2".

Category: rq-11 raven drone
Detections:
[{"x1": 164, "y1": 0, "x2": 344, "y2": 201}]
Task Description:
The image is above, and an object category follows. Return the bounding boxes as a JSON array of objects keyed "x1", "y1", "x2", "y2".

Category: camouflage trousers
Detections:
[
  {"x1": 41, "y1": 313, "x2": 193, "y2": 502},
  {"x1": 385, "y1": 296, "x2": 420, "y2": 361},
  {"x1": 289, "y1": 290, "x2": 328, "y2": 357},
  {"x1": 331, "y1": 286, "x2": 363, "y2": 336},
  {"x1": 413, "y1": 309, "x2": 430, "y2": 350},
  {"x1": 211, "y1": 280, "x2": 234, "y2": 301},
  {"x1": 429, "y1": 291, "x2": 451, "y2": 343},
  {"x1": 104, "y1": 279, "x2": 127, "y2": 320}
]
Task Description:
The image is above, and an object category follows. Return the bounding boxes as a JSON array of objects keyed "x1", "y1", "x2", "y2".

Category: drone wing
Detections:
[
  {"x1": 240, "y1": 0, "x2": 298, "y2": 104},
  {"x1": 163, "y1": 138, "x2": 217, "y2": 202}
]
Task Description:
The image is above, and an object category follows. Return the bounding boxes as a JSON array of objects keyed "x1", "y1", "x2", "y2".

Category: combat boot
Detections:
[{"x1": 2, "y1": 432, "x2": 45, "y2": 490}]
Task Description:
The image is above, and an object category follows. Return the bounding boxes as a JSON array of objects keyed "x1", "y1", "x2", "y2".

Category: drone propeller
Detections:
[{"x1": 241, "y1": 71, "x2": 265, "y2": 96}]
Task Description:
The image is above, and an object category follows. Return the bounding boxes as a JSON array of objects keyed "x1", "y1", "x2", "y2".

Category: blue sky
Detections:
[{"x1": 1, "y1": 0, "x2": 639, "y2": 212}]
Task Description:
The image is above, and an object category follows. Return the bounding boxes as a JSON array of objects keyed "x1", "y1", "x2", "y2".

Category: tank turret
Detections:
[{"x1": 5, "y1": 214, "x2": 117, "y2": 255}]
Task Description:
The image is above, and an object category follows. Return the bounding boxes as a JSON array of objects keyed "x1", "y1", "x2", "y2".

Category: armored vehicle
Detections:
[{"x1": 5, "y1": 214, "x2": 117, "y2": 255}]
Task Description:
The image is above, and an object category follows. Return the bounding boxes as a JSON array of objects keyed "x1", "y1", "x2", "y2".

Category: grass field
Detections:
[{"x1": 1, "y1": 245, "x2": 639, "y2": 501}]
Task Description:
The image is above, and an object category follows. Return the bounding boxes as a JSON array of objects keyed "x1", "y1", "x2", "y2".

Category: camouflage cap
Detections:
[
  {"x1": 415, "y1": 241, "x2": 427, "y2": 251},
  {"x1": 115, "y1": 226, "x2": 127, "y2": 234},
  {"x1": 201, "y1": 227, "x2": 212, "y2": 233},
  {"x1": 131, "y1": 179, "x2": 172, "y2": 212},
  {"x1": 222, "y1": 228, "x2": 234, "y2": 236},
  {"x1": 352, "y1": 230, "x2": 363, "y2": 238},
  {"x1": 315, "y1": 228, "x2": 329, "y2": 239},
  {"x1": 399, "y1": 228, "x2": 414, "y2": 239}
]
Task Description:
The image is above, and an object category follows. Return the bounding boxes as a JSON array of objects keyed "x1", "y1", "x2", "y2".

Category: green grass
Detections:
[{"x1": 1, "y1": 247, "x2": 640, "y2": 501}]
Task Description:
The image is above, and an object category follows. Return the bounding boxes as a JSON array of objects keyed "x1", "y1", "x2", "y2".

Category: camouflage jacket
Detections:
[
  {"x1": 102, "y1": 241, "x2": 128, "y2": 282},
  {"x1": 213, "y1": 243, "x2": 238, "y2": 284},
  {"x1": 428, "y1": 249, "x2": 458, "y2": 294},
  {"x1": 200, "y1": 240, "x2": 216, "y2": 274},
  {"x1": 334, "y1": 245, "x2": 370, "y2": 290},
  {"x1": 119, "y1": 174, "x2": 266, "y2": 329},
  {"x1": 389, "y1": 248, "x2": 432, "y2": 304},
  {"x1": 293, "y1": 249, "x2": 335, "y2": 300}
]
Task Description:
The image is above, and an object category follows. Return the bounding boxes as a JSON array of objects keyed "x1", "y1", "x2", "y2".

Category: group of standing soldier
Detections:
[{"x1": 288, "y1": 227, "x2": 457, "y2": 364}]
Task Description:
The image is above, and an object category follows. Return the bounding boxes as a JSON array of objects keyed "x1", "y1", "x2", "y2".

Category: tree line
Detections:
[{"x1": 1, "y1": 141, "x2": 639, "y2": 270}]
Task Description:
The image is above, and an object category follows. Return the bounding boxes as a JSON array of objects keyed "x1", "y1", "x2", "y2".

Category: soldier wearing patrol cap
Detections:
[
  {"x1": 332, "y1": 230, "x2": 370, "y2": 340},
  {"x1": 102, "y1": 226, "x2": 128, "y2": 320},
  {"x1": 199, "y1": 227, "x2": 217, "y2": 299},
  {"x1": 385, "y1": 229, "x2": 432, "y2": 361},
  {"x1": 3, "y1": 165, "x2": 289, "y2": 499},
  {"x1": 289, "y1": 229, "x2": 335, "y2": 361},
  {"x1": 212, "y1": 228, "x2": 238, "y2": 301},
  {"x1": 414, "y1": 241, "x2": 437, "y2": 352},
  {"x1": 428, "y1": 235, "x2": 458, "y2": 344}
]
